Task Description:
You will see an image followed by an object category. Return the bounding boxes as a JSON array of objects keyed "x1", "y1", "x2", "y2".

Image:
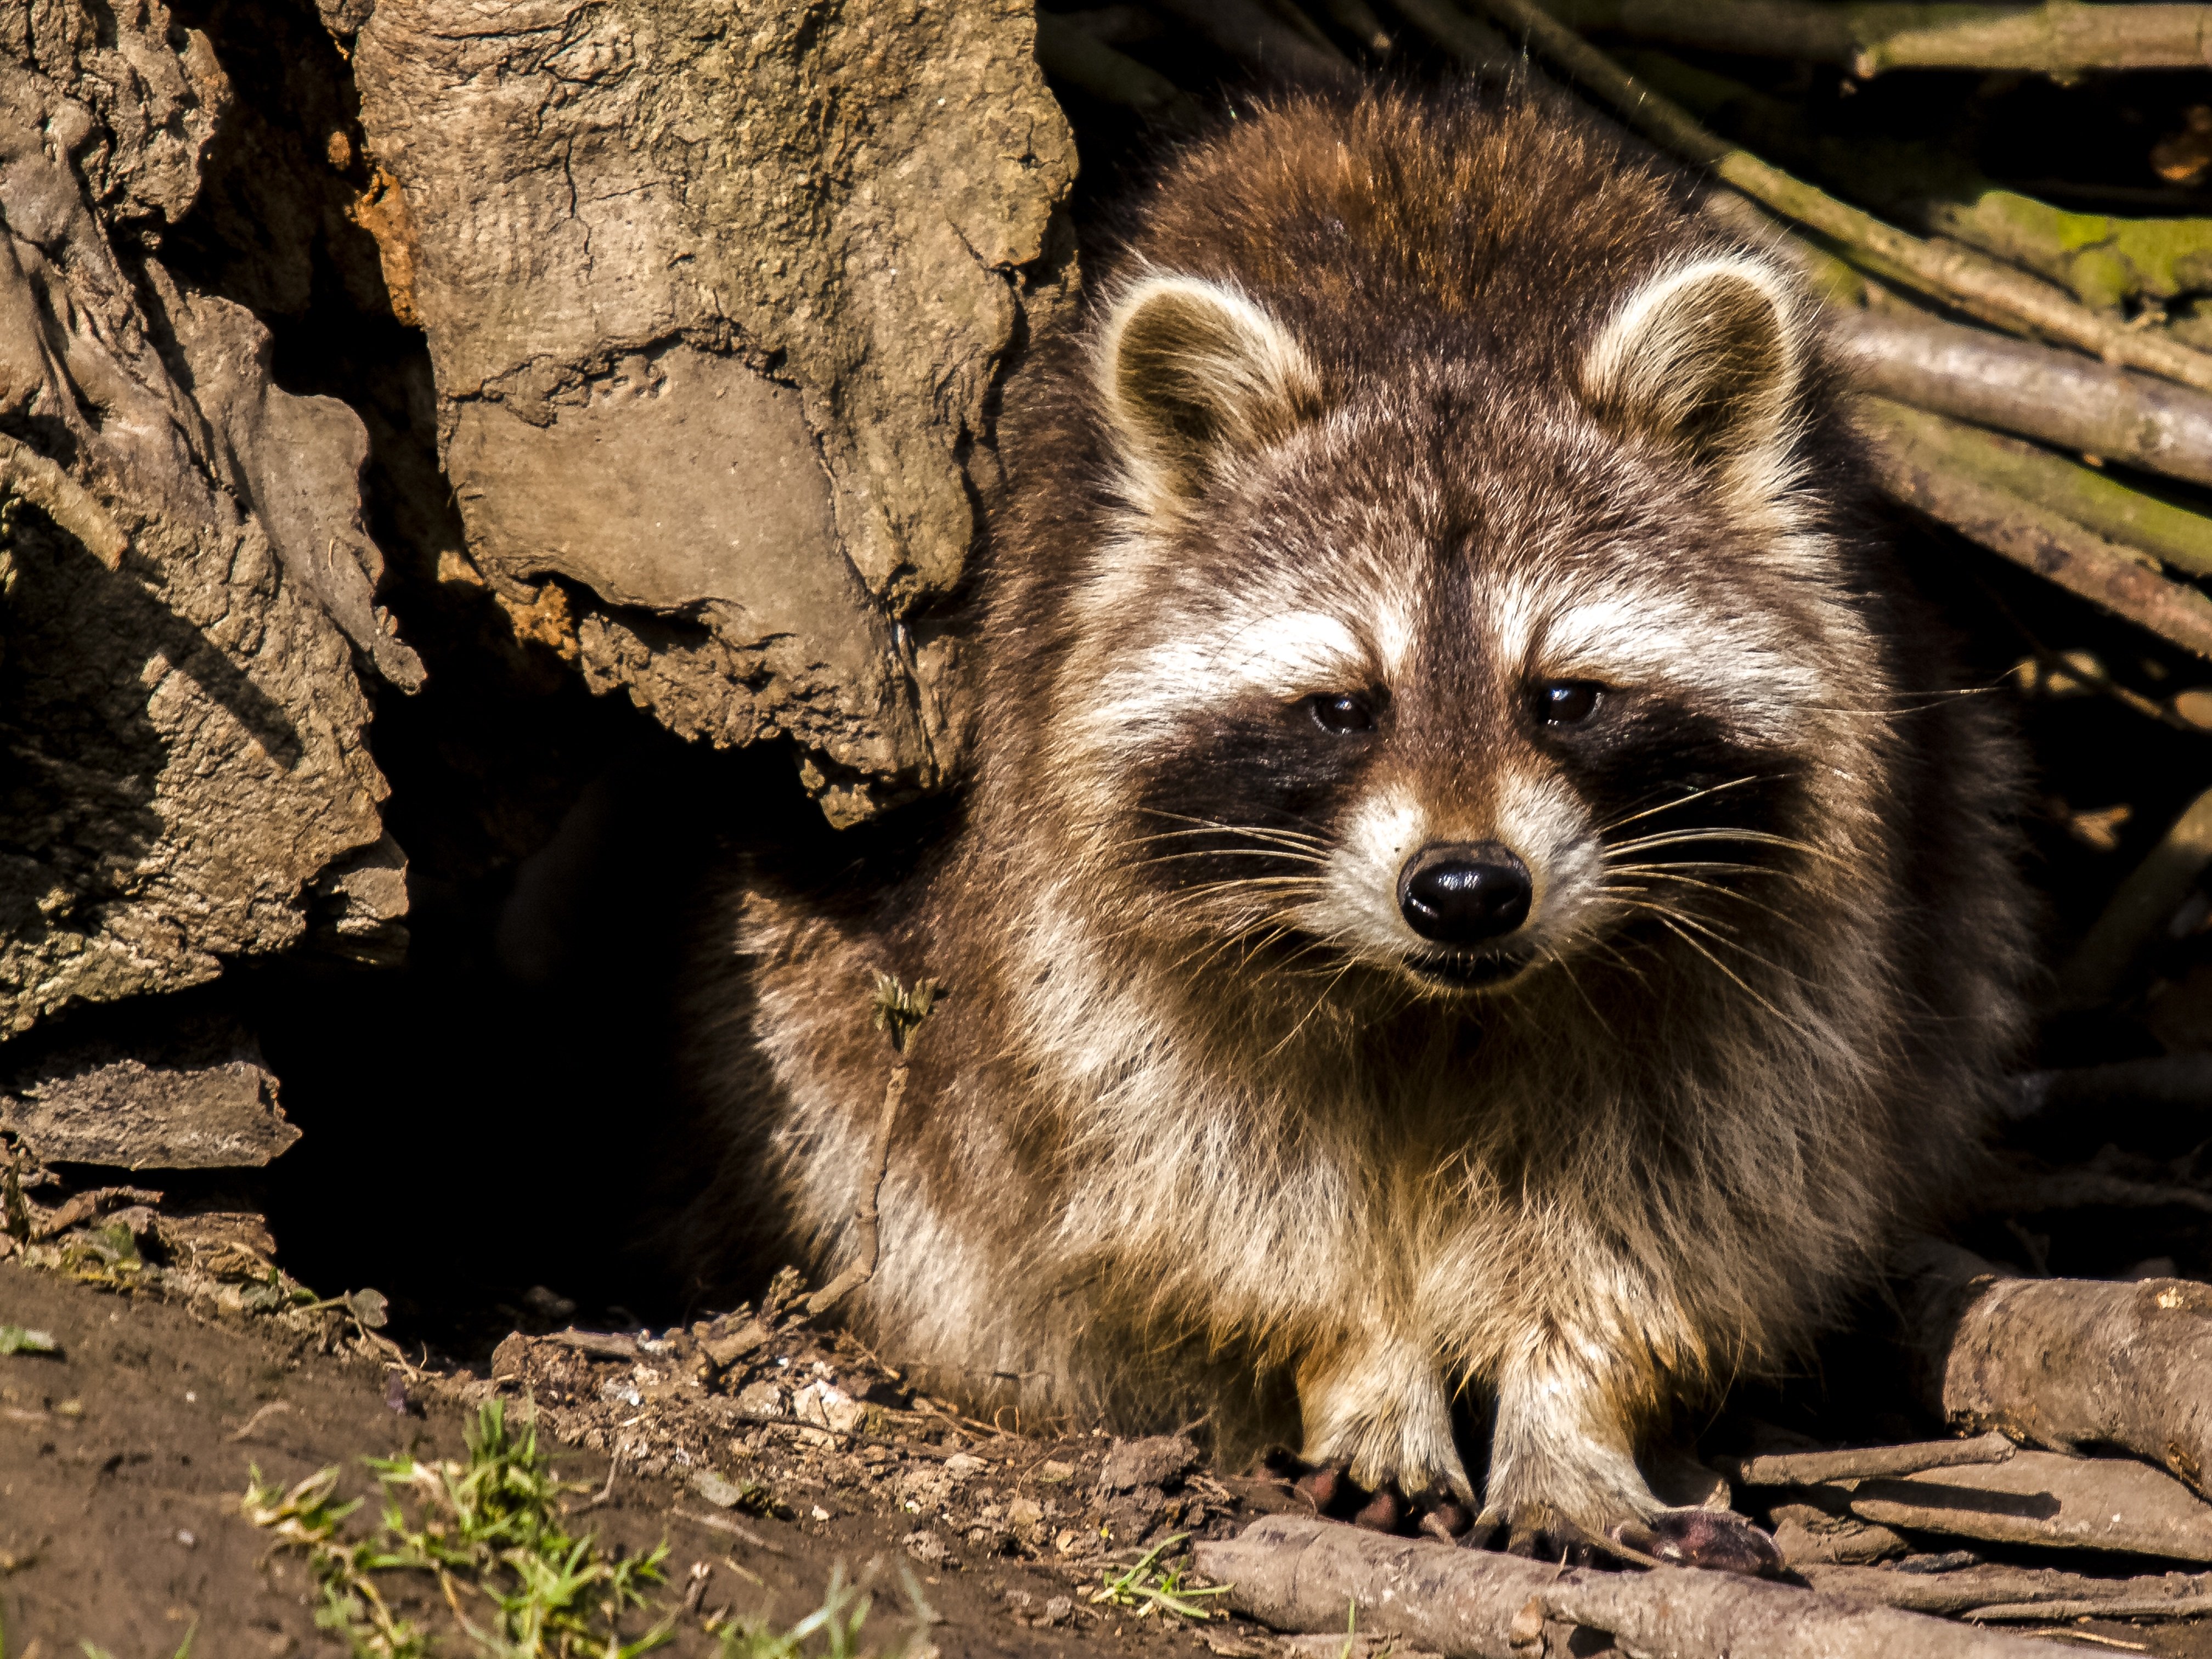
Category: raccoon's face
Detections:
[{"x1": 1057, "y1": 258, "x2": 1847, "y2": 1000}]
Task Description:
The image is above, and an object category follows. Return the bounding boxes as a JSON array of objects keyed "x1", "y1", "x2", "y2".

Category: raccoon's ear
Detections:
[
  {"x1": 1580, "y1": 257, "x2": 1803, "y2": 463},
  {"x1": 1098, "y1": 275, "x2": 1323, "y2": 498}
]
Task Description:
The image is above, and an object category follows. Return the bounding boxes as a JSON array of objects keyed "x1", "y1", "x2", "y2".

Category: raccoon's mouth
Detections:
[{"x1": 1403, "y1": 949, "x2": 1530, "y2": 991}]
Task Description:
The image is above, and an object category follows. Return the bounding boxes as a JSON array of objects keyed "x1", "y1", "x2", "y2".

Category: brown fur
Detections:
[{"x1": 678, "y1": 86, "x2": 2031, "y2": 1533}]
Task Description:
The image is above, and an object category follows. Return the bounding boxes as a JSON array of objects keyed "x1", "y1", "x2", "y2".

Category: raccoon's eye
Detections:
[
  {"x1": 1307, "y1": 691, "x2": 1376, "y2": 735},
  {"x1": 1532, "y1": 680, "x2": 1604, "y2": 726}
]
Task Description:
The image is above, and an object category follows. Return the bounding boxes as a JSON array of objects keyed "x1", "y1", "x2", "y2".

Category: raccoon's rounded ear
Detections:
[
  {"x1": 1580, "y1": 257, "x2": 1803, "y2": 463},
  {"x1": 1098, "y1": 275, "x2": 1323, "y2": 498}
]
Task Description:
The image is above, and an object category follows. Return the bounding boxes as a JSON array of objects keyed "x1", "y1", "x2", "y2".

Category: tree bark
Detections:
[
  {"x1": 339, "y1": 0, "x2": 1076, "y2": 825},
  {"x1": 0, "y1": 2, "x2": 404, "y2": 1039}
]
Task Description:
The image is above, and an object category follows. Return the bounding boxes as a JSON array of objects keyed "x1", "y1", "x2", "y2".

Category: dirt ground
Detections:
[
  {"x1": 0, "y1": 1258, "x2": 1277, "y2": 1658},
  {"x1": 11, "y1": 1254, "x2": 2212, "y2": 1659}
]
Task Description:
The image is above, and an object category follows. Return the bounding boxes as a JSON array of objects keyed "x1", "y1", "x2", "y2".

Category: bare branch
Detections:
[
  {"x1": 1855, "y1": 398, "x2": 2212, "y2": 659},
  {"x1": 1717, "y1": 1432, "x2": 2016, "y2": 1489},
  {"x1": 1547, "y1": 0, "x2": 2212, "y2": 78},
  {"x1": 1388, "y1": 0, "x2": 1517, "y2": 69},
  {"x1": 1034, "y1": 13, "x2": 1203, "y2": 127},
  {"x1": 1151, "y1": 0, "x2": 1359, "y2": 81},
  {"x1": 1801, "y1": 1562, "x2": 2212, "y2": 1618},
  {"x1": 2055, "y1": 785, "x2": 2212, "y2": 1008},
  {"x1": 1834, "y1": 306, "x2": 2212, "y2": 494}
]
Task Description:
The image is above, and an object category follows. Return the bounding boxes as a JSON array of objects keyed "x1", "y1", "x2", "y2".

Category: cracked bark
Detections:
[
  {"x1": 0, "y1": 0, "x2": 407, "y2": 1040},
  {"x1": 339, "y1": 0, "x2": 1077, "y2": 824}
]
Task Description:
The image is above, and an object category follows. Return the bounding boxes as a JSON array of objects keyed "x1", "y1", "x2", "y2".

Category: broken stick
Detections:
[
  {"x1": 1902, "y1": 1239, "x2": 2212, "y2": 1500},
  {"x1": 1198, "y1": 1514, "x2": 2053, "y2": 1657},
  {"x1": 1717, "y1": 1431, "x2": 2016, "y2": 1488},
  {"x1": 804, "y1": 973, "x2": 939, "y2": 1319}
]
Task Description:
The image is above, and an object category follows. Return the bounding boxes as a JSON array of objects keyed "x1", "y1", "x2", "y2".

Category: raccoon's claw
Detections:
[
  {"x1": 1289, "y1": 1456, "x2": 1355, "y2": 1515},
  {"x1": 1609, "y1": 1507, "x2": 1782, "y2": 1577},
  {"x1": 1352, "y1": 1482, "x2": 1404, "y2": 1531},
  {"x1": 1493, "y1": 1505, "x2": 1607, "y2": 1566},
  {"x1": 1417, "y1": 1496, "x2": 1476, "y2": 1543},
  {"x1": 1274, "y1": 1457, "x2": 1475, "y2": 1540}
]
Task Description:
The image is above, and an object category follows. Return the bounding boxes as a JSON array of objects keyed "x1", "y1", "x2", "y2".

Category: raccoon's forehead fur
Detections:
[{"x1": 983, "y1": 89, "x2": 1888, "y2": 998}]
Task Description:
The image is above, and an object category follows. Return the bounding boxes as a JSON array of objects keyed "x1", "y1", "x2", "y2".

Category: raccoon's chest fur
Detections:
[{"x1": 684, "y1": 84, "x2": 2030, "y2": 1537}]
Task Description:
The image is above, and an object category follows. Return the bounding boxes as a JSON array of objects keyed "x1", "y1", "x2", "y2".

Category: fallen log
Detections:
[
  {"x1": 1902, "y1": 1240, "x2": 2212, "y2": 1500},
  {"x1": 1197, "y1": 1514, "x2": 2055, "y2": 1658},
  {"x1": 1833, "y1": 307, "x2": 2212, "y2": 496}
]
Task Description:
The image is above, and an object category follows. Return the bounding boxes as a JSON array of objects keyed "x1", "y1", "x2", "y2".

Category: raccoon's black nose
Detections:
[{"x1": 1398, "y1": 843, "x2": 1532, "y2": 944}]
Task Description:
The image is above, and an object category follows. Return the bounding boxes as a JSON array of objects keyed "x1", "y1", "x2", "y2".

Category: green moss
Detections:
[{"x1": 1628, "y1": 51, "x2": 2212, "y2": 313}]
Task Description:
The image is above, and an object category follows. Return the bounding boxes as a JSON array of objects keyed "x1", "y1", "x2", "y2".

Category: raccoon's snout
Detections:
[{"x1": 1398, "y1": 843, "x2": 1533, "y2": 945}]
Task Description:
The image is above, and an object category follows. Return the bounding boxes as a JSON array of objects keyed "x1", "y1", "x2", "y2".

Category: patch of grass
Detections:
[
  {"x1": 713, "y1": 1562, "x2": 934, "y2": 1659},
  {"x1": 1088, "y1": 1533, "x2": 1231, "y2": 1621},
  {"x1": 81, "y1": 1625, "x2": 196, "y2": 1659},
  {"x1": 245, "y1": 1399, "x2": 670, "y2": 1658},
  {"x1": 0, "y1": 1611, "x2": 194, "y2": 1659}
]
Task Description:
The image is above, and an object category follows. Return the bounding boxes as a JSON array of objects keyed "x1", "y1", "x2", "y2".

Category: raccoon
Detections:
[{"x1": 681, "y1": 86, "x2": 2030, "y2": 1561}]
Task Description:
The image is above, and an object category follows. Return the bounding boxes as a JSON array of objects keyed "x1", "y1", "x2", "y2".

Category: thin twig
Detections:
[{"x1": 672, "y1": 1508, "x2": 790, "y2": 1556}]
